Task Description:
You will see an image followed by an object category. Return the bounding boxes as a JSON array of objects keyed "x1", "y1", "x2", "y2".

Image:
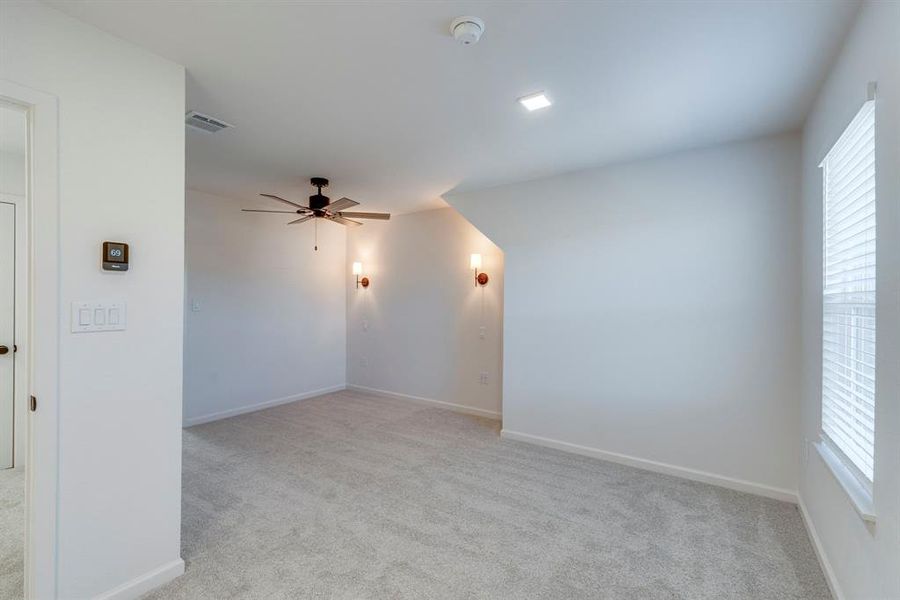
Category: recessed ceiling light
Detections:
[{"x1": 518, "y1": 92, "x2": 551, "y2": 112}]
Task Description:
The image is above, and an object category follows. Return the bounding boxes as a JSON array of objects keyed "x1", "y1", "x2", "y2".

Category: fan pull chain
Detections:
[{"x1": 314, "y1": 218, "x2": 318, "y2": 251}]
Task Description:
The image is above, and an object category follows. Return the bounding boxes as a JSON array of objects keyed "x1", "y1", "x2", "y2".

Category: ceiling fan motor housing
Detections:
[
  {"x1": 309, "y1": 177, "x2": 330, "y2": 210},
  {"x1": 309, "y1": 193, "x2": 330, "y2": 210}
]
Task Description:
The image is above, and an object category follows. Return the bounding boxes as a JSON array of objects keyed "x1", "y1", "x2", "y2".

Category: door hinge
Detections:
[{"x1": 29, "y1": 395, "x2": 36, "y2": 412}]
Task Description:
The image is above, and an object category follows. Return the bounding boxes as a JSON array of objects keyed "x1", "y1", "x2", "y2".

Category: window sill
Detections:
[{"x1": 814, "y1": 440, "x2": 876, "y2": 523}]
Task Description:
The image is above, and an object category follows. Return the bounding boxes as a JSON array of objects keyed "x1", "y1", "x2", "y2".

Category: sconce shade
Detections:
[
  {"x1": 470, "y1": 254, "x2": 482, "y2": 270},
  {"x1": 352, "y1": 261, "x2": 363, "y2": 275}
]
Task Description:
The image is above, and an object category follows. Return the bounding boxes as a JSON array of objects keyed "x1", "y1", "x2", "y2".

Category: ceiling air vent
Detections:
[{"x1": 185, "y1": 110, "x2": 233, "y2": 133}]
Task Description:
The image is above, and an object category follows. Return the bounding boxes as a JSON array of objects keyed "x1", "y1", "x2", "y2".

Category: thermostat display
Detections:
[{"x1": 102, "y1": 241, "x2": 129, "y2": 271}]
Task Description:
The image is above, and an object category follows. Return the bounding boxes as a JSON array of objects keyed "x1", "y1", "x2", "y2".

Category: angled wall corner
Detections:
[
  {"x1": 346, "y1": 207, "x2": 504, "y2": 418},
  {"x1": 445, "y1": 132, "x2": 804, "y2": 496}
]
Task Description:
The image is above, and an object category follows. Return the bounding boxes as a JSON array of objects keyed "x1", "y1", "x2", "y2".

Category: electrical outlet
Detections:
[
  {"x1": 479, "y1": 326, "x2": 486, "y2": 340},
  {"x1": 191, "y1": 299, "x2": 201, "y2": 312},
  {"x1": 479, "y1": 372, "x2": 489, "y2": 385},
  {"x1": 360, "y1": 357, "x2": 369, "y2": 368}
]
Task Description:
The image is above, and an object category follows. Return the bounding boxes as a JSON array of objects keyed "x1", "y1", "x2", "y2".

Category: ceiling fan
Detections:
[{"x1": 242, "y1": 177, "x2": 390, "y2": 249}]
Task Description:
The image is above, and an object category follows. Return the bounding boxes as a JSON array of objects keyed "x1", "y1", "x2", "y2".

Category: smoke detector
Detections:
[
  {"x1": 185, "y1": 110, "x2": 233, "y2": 133},
  {"x1": 450, "y1": 16, "x2": 485, "y2": 45}
]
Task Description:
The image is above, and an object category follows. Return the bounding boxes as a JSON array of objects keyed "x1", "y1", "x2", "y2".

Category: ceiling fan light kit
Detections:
[{"x1": 242, "y1": 177, "x2": 391, "y2": 250}]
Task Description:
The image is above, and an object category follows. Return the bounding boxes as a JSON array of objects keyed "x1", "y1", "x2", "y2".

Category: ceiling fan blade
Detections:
[
  {"x1": 327, "y1": 214, "x2": 362, "y2": 227},
  {"x1": 260, "y1": 193, "x2": 309, "y2": 210},
  {"x1": 242, "y1": 209, "x2": 299, "y2": 214},
  {"x1": 337, "y1": 211, "x2": 391, "y2": 220},
  {"x1": 287, "y1": 215, "x2": 315, "y2": 225},
  {"x1": 326, "y1": 197, "x2": 359, "y2": 213}
]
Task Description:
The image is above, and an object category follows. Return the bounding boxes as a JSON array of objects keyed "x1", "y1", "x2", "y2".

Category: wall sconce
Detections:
[
  {"x1": 470, "y1": 253, "x2": 488, "y2": 287},
  {"x1": 353, "y1": 261, "x2": 369, "y2": 288}
]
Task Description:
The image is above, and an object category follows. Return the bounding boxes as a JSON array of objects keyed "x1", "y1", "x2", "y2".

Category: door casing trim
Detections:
[{"x1": 1, "y1": 79, "x2": 61, "y2": 600}]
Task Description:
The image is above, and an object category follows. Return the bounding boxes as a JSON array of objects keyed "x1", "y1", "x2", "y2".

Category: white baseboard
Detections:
[
  {"x1": 347, "y1": 384, "x2": 501, "y2": 421},
  {"x1": 93, "y1": 558, "x2": 184, "y2": 600},
  {"x1": 183, "y1": 384, "x2": 347, "y2": 427},
  {"x1": 798, "y1": 495, "x2": 843, "y2": 600},
  {"x1": 500, "y1": 429, "x2": 798, "y2": 504}
]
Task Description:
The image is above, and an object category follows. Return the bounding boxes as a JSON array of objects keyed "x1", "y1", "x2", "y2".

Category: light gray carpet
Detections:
[
  {"x1": 145, "y1": 390, "x2": 829, "y2": 599},
  {"x1": 0, "y1": 466, "x2": 25, "y2": 600}
]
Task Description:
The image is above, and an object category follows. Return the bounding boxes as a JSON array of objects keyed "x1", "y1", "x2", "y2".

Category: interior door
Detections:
[{"x1": 0, "y1": 202, "x2": 14, "y2": 469}]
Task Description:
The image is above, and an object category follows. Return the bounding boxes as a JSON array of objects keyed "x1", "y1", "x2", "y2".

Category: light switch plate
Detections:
[{"x1": 71, "y1": 301, "x2": 127, "y2": 333}]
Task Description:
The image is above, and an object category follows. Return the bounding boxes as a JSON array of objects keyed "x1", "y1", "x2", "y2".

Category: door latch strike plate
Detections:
[{"x1": 29, "y1": 395, "x2": 36, "y2": 412}]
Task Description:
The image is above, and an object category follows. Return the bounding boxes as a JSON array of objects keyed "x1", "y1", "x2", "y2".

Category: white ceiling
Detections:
[{"x1": 47, "y1": 1, "x2": 859, "y2": 214}]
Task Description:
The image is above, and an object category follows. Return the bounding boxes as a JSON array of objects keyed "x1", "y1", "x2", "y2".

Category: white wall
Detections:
[
  {"x1": 799, "y1": 2, "x2": 900, "y2": 598},
  {"x1": 347, "y1": 207, "x2": 503, "y2": 418},
  {"x1": 1, "y1": 2, "x2": 186, "y2": 598},
  {"x1": 447, "y1": 133, "x2": 802, "y2": 498},
  {"x1": 184, "y1": 189, "x2": 346, "y2": 425}
]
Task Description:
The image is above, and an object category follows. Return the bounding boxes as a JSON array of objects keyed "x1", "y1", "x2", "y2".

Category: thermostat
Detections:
[{"x1": 102, "y1": 241, "x2": 129, "y2": 271}]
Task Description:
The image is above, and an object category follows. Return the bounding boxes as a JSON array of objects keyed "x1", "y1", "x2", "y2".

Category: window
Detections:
[{"x1": 820, "y1": 100, "x2": 876, "y2": 487}]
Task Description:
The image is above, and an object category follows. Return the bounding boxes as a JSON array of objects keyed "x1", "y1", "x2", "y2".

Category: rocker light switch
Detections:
[{"x1": 71, "y1": 301, "x2": 127, "y2": 333}]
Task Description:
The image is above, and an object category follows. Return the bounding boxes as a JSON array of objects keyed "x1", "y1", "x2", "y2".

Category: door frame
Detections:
[
  {"x1": 0, "y1": 196, "x2": 25, "y2": 470},
  {"x1": 0, "y1": 80, "x2": 60, "y2": 600}
]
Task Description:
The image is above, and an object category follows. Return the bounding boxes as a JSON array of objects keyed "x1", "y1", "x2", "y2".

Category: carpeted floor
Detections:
[
  {"x1": 0, "y1": 466, "x2": 24, "y2": 600},
  {"x1": 145, "y1": 389, "x2": 830, "y2": 599}
]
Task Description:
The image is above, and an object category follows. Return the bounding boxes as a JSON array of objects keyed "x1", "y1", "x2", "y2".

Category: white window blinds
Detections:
[{"x1": 821, "y1": 100, "x2": 876, "y2": 484}]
